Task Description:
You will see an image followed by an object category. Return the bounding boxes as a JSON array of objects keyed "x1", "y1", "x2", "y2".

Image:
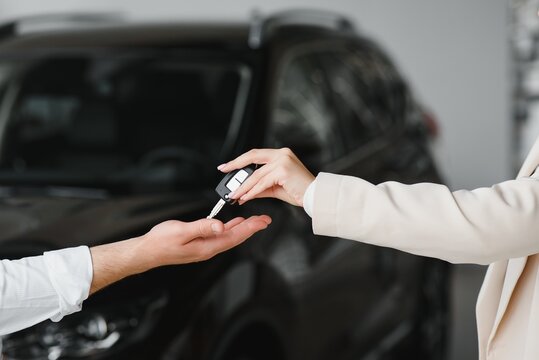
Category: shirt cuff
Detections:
[
  {"x1": 43, "y1": 246, "x2": 93, "y2": 322},
  {"x1": 303, "y1": 179, "x2": 316, "y2": 218}
]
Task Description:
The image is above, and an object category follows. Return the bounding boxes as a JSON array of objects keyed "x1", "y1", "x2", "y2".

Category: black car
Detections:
[{"x1": 0, "y1": 10, "x2": 449, "y2": 360}]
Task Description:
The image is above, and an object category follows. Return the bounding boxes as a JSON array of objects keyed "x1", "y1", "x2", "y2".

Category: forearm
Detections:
[
  {"x1": 313, "y1": 173, "x2": 539, "y2": 265},
  {"x1": 89, "y1": 237, "x2": 148, "y2": 295}
]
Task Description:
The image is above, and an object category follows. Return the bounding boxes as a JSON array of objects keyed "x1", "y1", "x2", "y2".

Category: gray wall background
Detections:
[{"x1": 0, "y1": 1, "x2": 513, "y2": 359}]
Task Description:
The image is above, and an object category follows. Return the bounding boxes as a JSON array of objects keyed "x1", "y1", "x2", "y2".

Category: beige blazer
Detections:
[{"x1": 312, "y1": 138, "x2": 539, "y2": 360}]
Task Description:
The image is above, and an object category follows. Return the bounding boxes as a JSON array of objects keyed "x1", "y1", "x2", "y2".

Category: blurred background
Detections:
[
  {"x1": 0, "y1": 0, "x2": 535, "y2": 359},
  {"x1": 0, "y1": 0, "x2": 514, "y2": 190}
]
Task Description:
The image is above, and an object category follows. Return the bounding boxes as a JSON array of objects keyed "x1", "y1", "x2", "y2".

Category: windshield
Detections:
[{"x1": 0, "y1": 51, "x2": 251, "y2": 194}]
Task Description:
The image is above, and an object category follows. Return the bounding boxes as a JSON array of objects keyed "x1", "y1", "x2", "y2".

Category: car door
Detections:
[
  {"x1": 264, "y1": 43, "x2": 403, "y2": 360},
  {"x1": 318, "y1": 42, "x2": 441, "y2": 356}
]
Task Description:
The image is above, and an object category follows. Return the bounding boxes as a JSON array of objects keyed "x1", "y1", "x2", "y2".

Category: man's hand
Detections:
[
  {"x1": 218, "y1": 148, "x2": 315, "y2": 207},
  {"x1": 89, "y1": 215, "x2": 271, "y2": 294}
]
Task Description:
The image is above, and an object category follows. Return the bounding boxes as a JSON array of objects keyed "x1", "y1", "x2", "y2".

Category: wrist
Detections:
[
  {"x1": 89, "y1": 237, "x2": 148, "y2": 294},
  {"x1": 127, "y1": 235, "x2": 155, "y2": 274},
  {"x1": 302, "y1": 179, "x2": 316, "y2": 216},
  {"x1": 298, "y1": 174, "x2": 315, "y2": 206}
]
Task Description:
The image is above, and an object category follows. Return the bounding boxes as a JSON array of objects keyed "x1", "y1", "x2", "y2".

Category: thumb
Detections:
[
  {"x1": 238, "y1": 187, "x2": 297, "y2": 206},
  {"x1": 184, "y1": 219, "x2": 225, "y2": 239}
]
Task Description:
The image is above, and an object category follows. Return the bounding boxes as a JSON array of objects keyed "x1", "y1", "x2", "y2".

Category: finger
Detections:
[
  {"x1": 255, "y1": 214, "x2": 272, "y2": 225},
  {"x1": 239, "y1": 176, "x2": 276, "y2": 202},
  {"x1": 218, "y1": 148, "x2": 278, "y2": 173},
  {"x1": 224, "y1": 217, "x2": 245, "y2": 230},
  {"x1": 237, "y1": 188, "x2": 276, "y2": 204},
  {"x1": 239, "y1": 165, "x2": 288, "y2": 202},
  {"x1": 223, "y1": 215, "x2": 271, "y2": 227},
  {"x1": 238, "y1": 187, "x2": 293, "y2": 205},
  {"x1": 183, "y1": 218, "x2": 225, "y2": 240},
  {"x1": 202, "y1": 215, "x2": 271, "y2": 255},
  {"x1": 229, "y1": 163, "x2": 274, "y2": 200}
]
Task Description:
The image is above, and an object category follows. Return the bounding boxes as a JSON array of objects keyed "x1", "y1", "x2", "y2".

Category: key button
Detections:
[
  {"x1": 234, "y1": 169, "x2": 249, "y2": 182},
  {"x1": 226, "y1": 179, "x2": 242, "y2": 191}
]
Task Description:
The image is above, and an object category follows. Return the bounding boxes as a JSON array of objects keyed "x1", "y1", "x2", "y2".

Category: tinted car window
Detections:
[
  {"x1": 0, "y1": 53, "x2": 250, "y2": 193},
  {"x1": 266, "y1": 53, "x2": 345, "y2": 169},
  {"x1": 320, "y1": 44, "x2": 407, "y2": 150}
]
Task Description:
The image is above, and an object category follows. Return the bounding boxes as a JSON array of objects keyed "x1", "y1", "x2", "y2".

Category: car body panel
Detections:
[{"x1": 0, "y1": 14, "x2": 449, "y2": 360}]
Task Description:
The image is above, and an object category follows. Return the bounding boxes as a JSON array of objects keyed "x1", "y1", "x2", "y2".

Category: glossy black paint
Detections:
[{"x1": 0, "y1": 17, "x2": 450, "y2": 360}]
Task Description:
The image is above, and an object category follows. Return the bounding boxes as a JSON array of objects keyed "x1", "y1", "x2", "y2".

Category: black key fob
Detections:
[{"x1": 215, "y1": 165, "x2": 256, "y2": 204}]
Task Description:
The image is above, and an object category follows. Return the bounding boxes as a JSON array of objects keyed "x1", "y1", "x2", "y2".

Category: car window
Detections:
[
  {"x1": 266, "y1": 53, "x2": 345, "y2": 170},
  {"x1": 320, "y1": 44, "x2": 406, "y2": 150},
  {"x1": 0, "y1": 53, "x2": 251, "y2": 193}
]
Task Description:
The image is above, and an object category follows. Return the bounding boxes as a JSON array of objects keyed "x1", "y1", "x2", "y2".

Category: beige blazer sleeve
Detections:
[{"x1": 312, "y1": 172, "x2": 539, "y2": 265}]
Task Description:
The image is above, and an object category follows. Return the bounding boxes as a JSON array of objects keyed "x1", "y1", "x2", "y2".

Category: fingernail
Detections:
[
  {"x1": 229, "y1": 191, "x2": 237, "y2": 199},
  {"x1": 217, "y1": 164, "x2": 226, "y2": 171},
  {"x1": 211, "y1": 223, "x2": 221, "y2": 233}
]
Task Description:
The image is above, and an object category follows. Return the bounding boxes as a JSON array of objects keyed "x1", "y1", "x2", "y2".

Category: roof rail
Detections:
[
  {"x1": 248, "y1": 9, "x2": 355, "y2": 49},
  {"x1": 0, "y1": 12, "x2": 125, "y2": 41}
]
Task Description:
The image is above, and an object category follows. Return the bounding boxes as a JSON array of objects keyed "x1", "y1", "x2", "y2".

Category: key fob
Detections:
[{"x1": 215, "y1": 166, "x2": 256, "y2": 204}]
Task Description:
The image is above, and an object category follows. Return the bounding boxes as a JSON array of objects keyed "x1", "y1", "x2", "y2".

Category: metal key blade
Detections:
[{"x1": 207, "y1": 199, "x2": 226, "y2": 219}]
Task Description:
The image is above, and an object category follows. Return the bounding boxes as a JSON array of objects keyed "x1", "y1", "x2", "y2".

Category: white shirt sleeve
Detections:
[
  {"x1": 303, "y1": 179, "x2": 316, "y2": 218},
  {"x1": 0, "y1": 246, "x2": 93, "y2": 336}
]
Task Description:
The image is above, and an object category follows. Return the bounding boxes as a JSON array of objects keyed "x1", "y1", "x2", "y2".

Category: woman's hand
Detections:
[{"x1": 218, "y1": 148, "x2": 315, "y2": 207}]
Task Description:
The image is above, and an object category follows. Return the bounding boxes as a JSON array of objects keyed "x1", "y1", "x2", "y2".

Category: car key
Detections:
[{"x1": 207, "y1": 165, "x2": 256, "y2": 219}]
